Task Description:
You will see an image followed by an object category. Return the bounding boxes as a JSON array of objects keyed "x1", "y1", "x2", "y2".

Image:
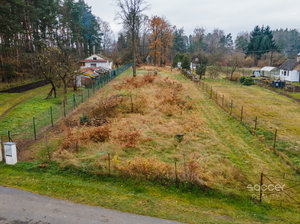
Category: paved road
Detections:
[{"x1": 0, "y1": 186, "x2": 181, "y2": 224}]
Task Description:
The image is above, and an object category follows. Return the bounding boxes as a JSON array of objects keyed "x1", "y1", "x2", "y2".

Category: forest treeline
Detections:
[
  {"x1": 1, "y1": 0, "x2": 300, "y2": 84},
  {"x1": 0, "y1": 0, "x2": 110, "y2": 84}
]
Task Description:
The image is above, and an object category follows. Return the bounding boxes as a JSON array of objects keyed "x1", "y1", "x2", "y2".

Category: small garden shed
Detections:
[{"x1": 260, "y1": 66, "x2": 280, "y2": 78}]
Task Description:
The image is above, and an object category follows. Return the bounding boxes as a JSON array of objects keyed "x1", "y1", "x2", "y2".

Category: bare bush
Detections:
[
  {"x1": 90, "y1": 95, "x2": 123, "y2": 119},
  {"x1": 117, "y1": 157, "x2": 173, "y2": 181},
  {"x1": 116, "y1": 130, "x2": 141, "y2": 148}
]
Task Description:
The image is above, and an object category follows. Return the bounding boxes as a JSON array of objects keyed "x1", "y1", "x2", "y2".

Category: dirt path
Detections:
[
  {"x1": 0, "y1": 186, "x2": 179, "y2": 224},
  {"x1": 0, "y1": 98, "x2": 29, "y2": 121}
]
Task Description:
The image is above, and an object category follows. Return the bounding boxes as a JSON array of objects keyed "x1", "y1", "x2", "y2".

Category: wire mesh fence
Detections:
[
  {"x1": 189, "y1": 78, "x2": 300, "y2": 174},
  {"x1": 0, "y1": 63, "x2": 133, "y2": 145}
]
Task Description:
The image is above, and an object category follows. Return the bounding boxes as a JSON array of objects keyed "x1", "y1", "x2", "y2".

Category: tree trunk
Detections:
[{"x1": 132, "y1": 22, "x2": 136, "y2": 77}]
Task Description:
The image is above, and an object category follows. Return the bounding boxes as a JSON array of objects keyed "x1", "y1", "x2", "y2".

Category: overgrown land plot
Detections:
[
  {"x1": 204, "y1": 78, "x2": 300, "y2": 169},
  {"x1": 1, "y1": 68, "x2": 300, "y2": 224}
]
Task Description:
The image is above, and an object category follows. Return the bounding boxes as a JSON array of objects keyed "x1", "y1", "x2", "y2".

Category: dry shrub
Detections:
[
  {"x1": 119, "y1": 94, "x2": 147, "y2": 114},
  {"x1": 90, "y1": 95, "x2": 122, "y2": 119},
  {"x1": 88, "y1": 125, "x2": 111, "y2": 142},
  {"x1": 117, "y1": 130, "x2": 140, "y2": 148},
  {"x1": 114, "y1": 74, "x2": 156, "y2": 91},
  {"x1": 117, "y1": 157, "x2": 173, "y2": 181},
  {"x1": 158, "y1": 87, "x2": 182, "y2": 105},
  {"x1": 231, "y1": 73, "x2": 242, "y2": 82},
  {"x1": 142, "y1": 74, "x2": 156, "y2": 84},
  {"x1": 183, "y1": 160, "x2": 212, "y2": 186},
  {"x1": 62, "y1": 124, "x2": 111, "y2": 150},
  {"x1": 63, "y1": 118, "x2": 79, "y2": 127},
  {"x1": 156, "y1": 81, "x2": 191, "y2": 115},
  {"x1": 211, "y1": 158, "x2": 248, "y2": 185}
]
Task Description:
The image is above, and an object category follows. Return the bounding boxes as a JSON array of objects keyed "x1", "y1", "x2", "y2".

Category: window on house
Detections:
[
  {"x1": 93, "y1": 57, "x2": 97, "y2": 60},
  {"x1": 91, "y1": 64, "x2": 96, "y2": 67},
  {"x1": 284, "y1": 71, "x2": 287, "y2": 76}
]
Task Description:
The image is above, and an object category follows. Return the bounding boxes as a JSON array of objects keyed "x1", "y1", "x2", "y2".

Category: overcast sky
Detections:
[{"x1": 85, "y1": 0, "x2": 300, "y2": 38}]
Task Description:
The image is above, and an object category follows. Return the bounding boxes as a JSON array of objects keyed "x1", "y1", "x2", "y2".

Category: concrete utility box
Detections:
[{"x1": 4, "y1": 142, "x2": 17, "y2": 165}]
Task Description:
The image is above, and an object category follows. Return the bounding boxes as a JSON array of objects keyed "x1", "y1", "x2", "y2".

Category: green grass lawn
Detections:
[
  {"x1": 0, "y1": 85, "x2": 51, "y2": 117},
  {"x1": 0, "y1": 162, "x2": 299, "y2": 224},
  {"x1": 0, "y1": 85, "x2": 79, "y2": 139}
]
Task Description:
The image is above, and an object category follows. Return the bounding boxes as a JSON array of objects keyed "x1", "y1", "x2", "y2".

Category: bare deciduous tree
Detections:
[{"x1": 116, "y1": 0, "x2": 149, "y2": 77}]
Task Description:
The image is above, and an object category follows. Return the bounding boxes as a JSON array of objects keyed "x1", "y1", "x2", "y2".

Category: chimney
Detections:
[
  {"x1": 297, "y1": 53, "x2": 300, "y2": 62},
  {"x1": 93, "y1": 46, "x2": 96, "y2": 55}
]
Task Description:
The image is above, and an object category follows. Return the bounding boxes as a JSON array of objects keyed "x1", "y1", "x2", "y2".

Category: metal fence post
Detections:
[
  {"x1": 33, "y1": 117, "x2": 37, "y2": 140},
  {"x1": 63, "y1": 100, "x2": 66, "y2": 117},
  {"x1": 73, "y1": 94, "x2": 76, "y2": 110},
  {"x1": 50, "y1": 106, "x2": 53, "y2": 127},
  {"x1": 8, "y1": 131, "x2": 11, "y2": 142}
]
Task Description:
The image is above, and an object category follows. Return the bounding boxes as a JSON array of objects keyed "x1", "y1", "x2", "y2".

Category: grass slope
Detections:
[
  {"x1": 0, "y1": 85, "x2": 76, "y2": 139},
  {"x1": 1, "y1": 67, "x2": 299, "y2": 223},
  {"x1": 204, "y1": 78, "x2": 300, "y2": 169},
  {"x1": 0, "y1": 162, "x2": 299, "y2": 224}
]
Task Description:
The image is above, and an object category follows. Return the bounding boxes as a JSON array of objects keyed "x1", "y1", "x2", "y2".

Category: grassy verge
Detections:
[
  {"x1": 0, "y1": 162, "x2": 299, "y2": 224},
  {"x1": 0, "y1": 85, "x2": 76, "y2": 139},
  {"x1": 202, "y1": 78, "x2": 300, "y2": 169}
]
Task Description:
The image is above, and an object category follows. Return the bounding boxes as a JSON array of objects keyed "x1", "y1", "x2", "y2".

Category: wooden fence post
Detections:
[
  {"x1": 210, "y1": 87, "x2": 212, "y2": 99},
  {"x1": 259, "y1": 172, "x2": 264, "y2": 203},
  {"x1": 254, "y1": 116, "x2": 258, "y2": 131},
  {"x1": 230, "y1": 100, "x2": 233, "y2": 116},
  {"x1": 240, "y1": 106, "x2": 244, "y2": 122},
  {"x1": 222, "y1": 95, "x2": 224, "y2": 108},
  {"x1": 108, "y1": 153, "x2": 111, "y2": 176},
  {"x1": 1, "y1": 136, "x2": 5, "y2": 162},
  {"x1": 216, "y1": 91, "x2": 218, "y2": 103},
  {"x1": 273, "y1": 129, "x2": 278, "y2": 151},
  {"x1": 175, "y1": 160, "x2": 178, "y2": 187}
]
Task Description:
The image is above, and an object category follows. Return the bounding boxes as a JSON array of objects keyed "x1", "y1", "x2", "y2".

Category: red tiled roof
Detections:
[{"x1": 80, "y1": 67, "x2": 104, "y2": 72}]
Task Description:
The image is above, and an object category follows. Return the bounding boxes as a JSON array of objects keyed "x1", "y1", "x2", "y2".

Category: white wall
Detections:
[
  {"x1": 279, "y1": 70, "x2": 300, "y2": 82},
  {"x1": 84, "y1": 62, "x2": 110, "y2": 69}
]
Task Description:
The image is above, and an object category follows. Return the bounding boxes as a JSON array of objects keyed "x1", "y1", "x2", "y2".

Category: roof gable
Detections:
[
  {"x1": 280, "y1": 59, "x2": 300, "y2": 70},
  {"x1": 261, "y1": 66, "x2": 277, "y2": 72},
  {"x1": 85, "y1": 54, "x2": 105, "y2": 61}
]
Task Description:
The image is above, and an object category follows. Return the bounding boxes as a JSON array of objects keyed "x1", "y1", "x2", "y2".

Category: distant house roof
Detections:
[
  {"x1": 261, "y1": 66, "x2": 277, "y2": 72},
  {"x1": 79, "y1": 54, "x2": 111, "y2": 63},
  {"x1": 80, "y1": 67, "x2": 105, "y2": 72},
  {"x1": 280, "y1": 59, "x2": 300, "y2": 70},
  {"x1": 79, "y1": 60, "x2": 107, "y2": 63}
]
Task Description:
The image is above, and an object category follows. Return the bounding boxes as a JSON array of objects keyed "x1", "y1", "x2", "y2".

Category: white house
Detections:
[
  {"x1": 279, "y1": 54, "x2": 300, "y2": 82},
  {"x1": 76, "y1": 55, "x2": 113, "y2": 87},
  {"x1": 260, "y1": 66, "x2": 280, "y2": 78},
  {"x1": 79, "y1": 54, "x2": 112, "y2": 70}
]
